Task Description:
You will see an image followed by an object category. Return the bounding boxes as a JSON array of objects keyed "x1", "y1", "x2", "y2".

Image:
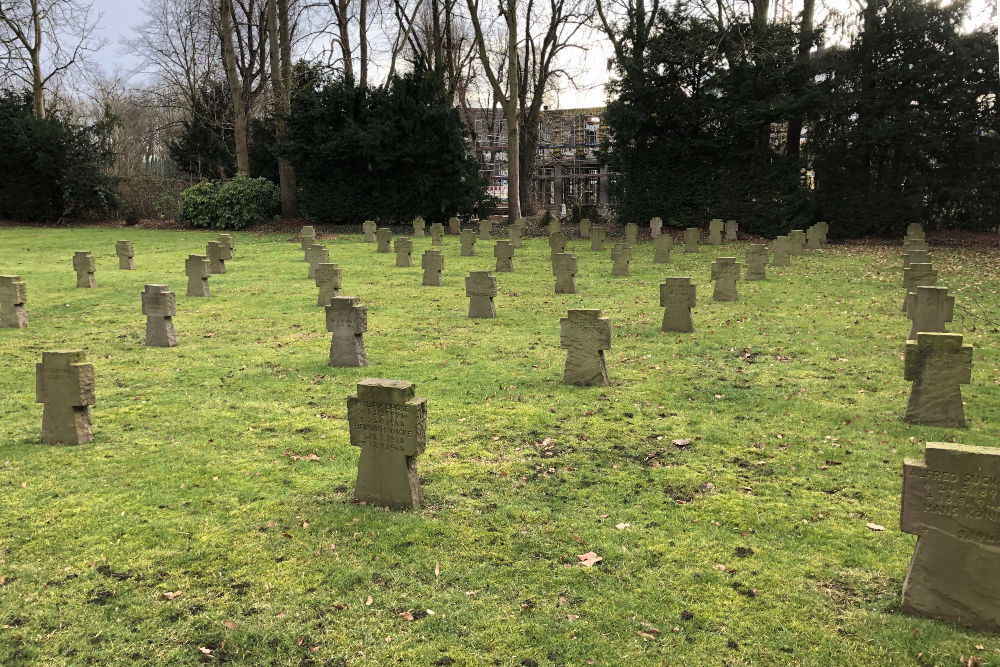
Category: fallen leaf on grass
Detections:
[
  {"x1": 161, "y1": 590, "x2": 182, "y2": 600},
  {"x1": 671, "y1": 439, "x2": 691, "y2": 447},
  {"x1": 398, "y1": 612, "x2": 414, "y2": 621},
  {"x1": 223, "y1": 621, "x2": 237, "y2": 630},
  {"x1": 365, "y1": 595, "x2": 373, "y2": 606},
  {"x1": 567, "y1": 614, "x2": 579, "y2": 621},
  {"x1": 198, "y1": 647, "x2": 212, "y2": 655},
  {"x1": 577, "y1": 552, "x2": 603, "y2": 567},
  {"x1": 866, "y1": 522, "x2": 886, "y2": 532},
  {"x1": 615, "y1": 523, "x2": 630, "y2": 530},
  {"x1": 434, "y1": 561, "x2": 440, "y2": 577},
  {"x1": 638, "y1": 631, "x2": 658, "y2": 641}
]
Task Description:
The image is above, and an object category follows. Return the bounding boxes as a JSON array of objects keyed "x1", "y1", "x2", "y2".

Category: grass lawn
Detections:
[{"x1": 1, "y1": 224, "x2": 999, "y2": 666}]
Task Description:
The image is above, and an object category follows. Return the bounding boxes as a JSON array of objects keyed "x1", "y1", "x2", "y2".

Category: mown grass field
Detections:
[{"x1": 1, "y1": 224, "x2": 999, "y2": 666}]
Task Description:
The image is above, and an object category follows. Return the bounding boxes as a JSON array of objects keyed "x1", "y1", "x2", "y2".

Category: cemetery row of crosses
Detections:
[{"x1": 4, "y1": 216, "x2": 995, "y2": 634}]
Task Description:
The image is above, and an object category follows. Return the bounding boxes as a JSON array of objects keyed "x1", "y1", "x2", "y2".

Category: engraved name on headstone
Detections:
[
  {"x1": 316, "y1": 262, "x2": 342, "y2": 306},
  {"x1": 326, "y1": 296, "x2": 368, "y2": 367},
  {"x1": 904, "y1": 332, "x2": 972, "y2": 427},
  {"x1": 906, "y1": 285, "x2": 954, "y2": 340}
]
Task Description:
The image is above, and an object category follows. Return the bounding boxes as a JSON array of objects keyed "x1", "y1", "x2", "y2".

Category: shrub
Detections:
[
  {"x1": 178, "y1": 175, "x2": 279, "y2": 230},
  {"x1": 118, "y1": 175, "x2": 191, "y2": 219}
]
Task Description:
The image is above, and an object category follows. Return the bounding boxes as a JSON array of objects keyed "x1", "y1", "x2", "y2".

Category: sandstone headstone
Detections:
[
  {"x1": 549, "y1": 231, "x2": 567, "y2": 260},
  {"x1": 36, "y1": 350, "x2": 95, "y2": 444},
  {"x1": 661, "y1": 277, "x2": 696, "y2": 333},
  {"x1": 611, "y1": 243, "x2": 632, "y2": 276},
  {"x1": 906, "y1": 285, "x2": 954, "y2": 340},
  {"x1": 306, "y1": 243, "x2": 329, "y2": 278},
  {"x1": 772, "y1": 236, "x2": 791, "y2": 266},
  {"x1": 448, "y1": 217, "x2": 461, "y2": 235},
  {"x1": 300, "y1": 225, "x2": 316, "y2": 250},
  {"x1": 316, "y1": 262, "x2": 342, "y2": 306},
  {"x1": 141, "y1": 284, "x2": 177, "y2": 347},
  {"x1": 815, "y1": 221, "x2": 829, "y2": 246},
  {"x1": 725, "y1": 220, "x2": 738, "y2": 242},
  {"x1": 185, "y1": 255, "x2": 210, "y2": 297},
  {"x1": 711, "y1": 257, "x2": 739, "y2": 301},
  {"x1": 548, "y1": 218, "x2": 562, "y2": 236},
  {"x1": 412, "y1": 217, "x2": 426, "y2": 237},
  {"x1": 745, "y1": 244, "x2": 768, "y2": 280},
  {"x1": 683, "y1": 228, "x2": 699, "y2": 253},
  {"x1": 479, "y1": 219, "x2": 492, "y2": 240},
  {"x1": 580, "y1": 218, "x2": 592, "y2": 239},
  {"x1": 650, "y1": 217, "x2": 662, "y2": 238},
  {"x1": 394, "y1": 237, "x2": 413, "y2": 267},
  {"x1": 430, "y1": 223, "x2": 445, "y2": 245},
  {"x1": 654, "y1": 234, "x2": 672, "y2": 264},
  {"x1": 806, "y1": 225, "x2": 823, "y2": 250},
  {"x1": 377, "y1": 228, "x2": 392, "y2": 253},
  {"x1": 625, "y1": 223, "x2": 638, "y2": 246},
  {"x1": 326, "y1": 296, "x2": 368, "y2": 367},
  {"x1": 460, "y1": 229, "x2": 476, "y2": 256},
  {"x1": 218, "y1": 234, "x2": 235, "y2": 259},
  {"x1": 788, "y1": 230, "x2": 806, "y2": 255},
  {"x1": 0, "y1": 275, "x2": 27, "y2": 328},
  {"x1": 560, "y1": 309, "x2": 611, "y2": 386},
  {"x1": 494, "y1": 241, "x2": 514, "y2": 272},
  {"x1": 466, "y1": 271, "x2": 497, "y2": 318},
  {"x1": 510, "y1": 223, "x2": 522, "y2": 248},
  {"x1": 904, "y1": 232, "x2": 928, "y2": 252},
  {"x1": 347, "y1": 378, "x2": 427, "y2": 509},
  {"x1": 708, "y1": 219, "x2": 723, "y2": 245},
  {"x1": 903, "y1": 248, "x2": 931, "y2": 269},
  {"x1": 422, "y1": 249, "x2": 444, "y2": 286},
  {"x1": 206, "y1": 242, "x2": 226, "y2": 274},
  {"x1": 553, "y1": 252, "x2": 578, "y2": 294},
  {"x1": 901, "y1": 442, "x2": 1000, "y2": 632},
  {"x1": 363, "y1": 221, "x2": 377, "y2": 242},
  {"x1": 904, "y1": 332, "x2": 972, "y2": 427},
  {"x1": 116, "y1": 240, "x2": 135, "y2": 270},
  {"x1": 901, "y1": 262, "x2": 937, "y2": 312},
  {"x1": 590, "y1": 228, "x2": 606, "y2": 251},
  {"x1": 73, "y1": 251, "x2": 96, "y2": 288}
]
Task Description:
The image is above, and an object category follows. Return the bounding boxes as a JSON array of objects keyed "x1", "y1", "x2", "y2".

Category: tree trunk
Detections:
[
  {"x1": 30, "y1": 0, "x2": 44, "y2": 118},
  {"x1": 505, "y1": 0, "x2": 521, "y2": 224},
  {"x1": 518, "y1": 118, "x2": 538, "y2": 216},
  {"x1": 267, "y1": 0, "x2": 299, "y2": 217},
  {"x1": 359, "y1": 0, "x2": 368, "y2": 89},
  {"x1": 220, "y1": 0, "x2": 250, "y2": 174},
  {"x1": 786, "y1": 0, "x2": 814, "y2": 158}
]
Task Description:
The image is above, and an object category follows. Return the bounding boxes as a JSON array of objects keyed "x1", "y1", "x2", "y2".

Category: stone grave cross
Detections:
[
  {"x1": 376, "y1": 228, "x2": 392, "y2": 252},
  {"x1": 466, "y1": 271, "x2": 497, "y2": 318},
  {"x1": 711, "y1": 257, "x2": 739, "y2": 301},
  {"x1": 141, "y1": 284, "x2": 177, "y2": 347},
  {"x1": 363, "y1": 221, "x2": 376, "y2": 243},
  {"x1": 661, "y1": 277, "x2": 696, "y2": 333},
  {"x1": 553, "y1": 252, "x2": 578, "y2": 294},
  {"x1": 906, "y1": 285, "x2": 954, "y2": 340},
  {"x1": 625, "y1": 223, "x2": 638, "y2": 246},
  {"x1": 683, "y1": 228, "x2": 699, "y2": 253},
  {"x1": 745, "y1": 244, "x2": 768, "y2": 280},
  {"x1": 904, "y1": 332, "x2": 972, "y2": 427},
  {"x1": 494, "y1": 241, "x2": 514, "y2": 272},
  {"x1": 412, "y1": 217, "x2": 425, "y2": 237},
  {"x1": 315, "y1": 263, "x2": 342, "y2": 306},
  {"x1": 326, "y1": 296, "x2": 367, "y2": 367},
  {"x1": 590, "y1": 228, "x2": 606, "y2": 251},
  {"x1": 0, "y1": 275, "x2": 27, "y2": 328},
  {"x1": 36, "y1": 350, "x2": 95, "y2": 444},
  {"x1": 707, "y1": 219, "x2": 723, "y2": 245},
  {"x1": 772, "y1": 236, "x2": 791, "y2": 267},
  {"x1": 422, "y1": 249, "x2": 444, "y2": 286},
  {"x1": 185, "y1": 255, "x2": 211, "y2": 297},
  {"x1": 394, "y1": 237, "x2": 413, "y2": 267},
  {"x1": 560, "y1": 309, "x2": 611, "y2": 386},
  {"x1": 460, "y1": 229, "x2": 476, "y2": 256},
  {"x1": 654, "y1": 234, "x2": 672, "y2": 264},
  {"x1": 206, "y1": 242, "x2": 227, "y2": 274},
  {"x1": 549, "y1": 231, "x2": 566, "y2": 261},
  {"x1": 306, "y1": 243, "x2": 329, "y2": 277},
  {"x1": 479, "y1": 219, "x2": 492, "y2": 240},
  {"x1": 73, "y1": 251, "x2": 96, "y2": 288},
  {"x1": 116, "y1": 241, "x2": 135, "y2": 270},
  {"x1": 611, "y1": 243, "x2": 632, "y2": 276},
  {"x1": 901, "y1": 262, "x2": 937, "y2": 312}
]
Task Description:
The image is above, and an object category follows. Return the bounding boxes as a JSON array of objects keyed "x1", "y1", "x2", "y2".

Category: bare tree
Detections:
[
  {"x1": 267, "y1": 0, "x2": 298, "y2": 215},
  {"x1": 402, "y1": 0, "x2": 478, "y2": 103},
  {"x1": 0, "y1": 0, "x2": 105, "y2": 118},
  {"x1": 466, "y1": 0, "x2": 521, "y2": 223}
]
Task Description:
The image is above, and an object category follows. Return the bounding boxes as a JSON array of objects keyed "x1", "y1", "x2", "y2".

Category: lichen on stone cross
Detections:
[
  {"x1": 326, "y1": 296, "x2": 367, "y2": 367},
  {"x1": 116, "y1": 241, "x2": 135, "y2": 270},
  {"x1": 306, "y1": 243, "x2": 329, "y2": 277},
  {"x1": 412, "y1": 217, "x2": 425, "y2": 237},
  {"x1": 654, "y1": 234, "x2": 672, "y2": 264},
  {"x1": 707, "y1": 219, "x2": 723, "y2": 245},
  {"x1": 661, "y1": 277, "x2": 696, "y2": 333},
  {"x1": 906, "y1": 285, "x2": 953, "y2": 340},
  {"x1": 0, "y1": 275, "x2": 27, "y2": 328},
  {"x1": 206, "y1": 242, "x2": 226, "y2": 274},
  {"x1": 494, "y1": 241, "x2": 514, "y2": 272},
  {"x1": 460, "y1": 229, "x2": 476, "y2": 256},
  {"x1": 900, "y1": 442, "x2": 1000, "y2": 632},
  {"x1": 548, "y1": 231, "x2": 566, "y2": 261},
  {"x1": 745, "y1": 244, "x2": 768, "y2": 280},
  {"x1": 141, "y1": 284, "x2": 177, "y2": 347},
  {"x1": 394, "y1": 237, "x2": 413, "y2": 267},
  {"x1": 903, "y1": 332, "x2": 972, "y2": 427},
  {"x1": 422, "y1": 249, "x2": 444, "y2": 286},
  {"x1": 347, "y1": 378, "x2": 427, "y2": 509},
  {"x1": 590, "y1": 228, "x2": 606, "y2": 251},
  {"x1": 684, "y1": 228, "x2": 699, "y2": 253},
  {"x1": 376, "y1": 228, "x2": 392, "y2": 253},
  {"x1": 315, "y1": 263, "x2": 342, "y2": 306},
  {"x1": 73, "y1": 252, "x2": 96, "y2": 288},
  {"x1": 185, "y1": 255, "x2": 211, "y2": 297},
  {"x1": 901, "y1": 262, "x2": 938, "y2": 312},
  {"x1": 430, "y1": 223, "x2": 444, "y2": 245},
  {"x1": 466, "y1": 271, "x2": 497, "y2": 318},
  {"x1": 553, "y1": 252, "x2": 578, "y2": 294},
  {"x1": 479, "y1": 219, "x2": 492, "y2": 240},
  {"x1": 35, "y1": 350, "x2": 95, "y2": 445},
  {"x1": 560, "y1": 309, "x2": 611, "y2": 386},
  {"x1": 711, "y1": 257, "x2": 739, "y2": 301}
]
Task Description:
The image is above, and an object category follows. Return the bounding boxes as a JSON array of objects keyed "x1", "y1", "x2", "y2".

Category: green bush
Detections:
[
  {"x1": 118, "y1": 174, "x2": 191, "y2": 219},
  {"x1": 178, "y1": 175, "x2": 279, "y2": 229}
]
